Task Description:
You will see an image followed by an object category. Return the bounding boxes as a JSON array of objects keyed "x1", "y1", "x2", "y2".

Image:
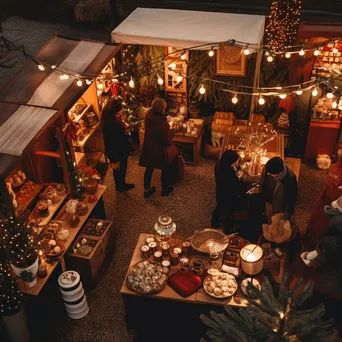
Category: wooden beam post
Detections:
[{"x1": 249, "y1": 48, "x2": 263, "y2": 121}]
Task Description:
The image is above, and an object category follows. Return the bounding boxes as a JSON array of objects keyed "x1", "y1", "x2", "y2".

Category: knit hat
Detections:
[
  {"x1": 221, "y1": 150, "x2": 240, "y2": 167},
  {"x1": 331, "y1": 195, "x2": 342, "y2": 212},
  {"x1": 265, "y1": 157, "x2": 284, "y2": 175},
  {"x1": 151, "y1": 98, "x2": 166, "y2": 113}
]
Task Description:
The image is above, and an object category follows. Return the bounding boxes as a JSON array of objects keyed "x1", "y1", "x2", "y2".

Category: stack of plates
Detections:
[{"x1": 58, "y1": 271, "x2": 89, "y2": 319}]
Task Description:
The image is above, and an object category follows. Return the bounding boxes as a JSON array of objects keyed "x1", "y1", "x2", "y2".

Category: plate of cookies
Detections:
[{"x1": 203, "y1": 269, "x2": 238, "y2": 299}]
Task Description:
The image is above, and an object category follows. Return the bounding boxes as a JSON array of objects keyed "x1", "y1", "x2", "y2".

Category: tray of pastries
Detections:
[
  {"x1": 203, "y1": 269, "x2": 238, "y2": 299},
  {"x1": 8, "y1": 170, "x2": 27, "y2": 188},
  {"x1": 126, "y1": 260, "x2": 169, "y2": 295}
]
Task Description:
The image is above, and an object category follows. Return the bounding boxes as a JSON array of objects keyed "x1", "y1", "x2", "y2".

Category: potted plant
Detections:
[
  {"x1": 3, "y1": 217, "x2": 39, "y2": 288},
  {"x1": 0, "y1": 262, "x2": 30, "y2": 342},
  {"x1": 78, "y1": 164, "x2": 101, "y2": 194}
]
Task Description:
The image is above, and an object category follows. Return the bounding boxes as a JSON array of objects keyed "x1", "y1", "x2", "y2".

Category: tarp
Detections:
[{"x1": 112, "y1": 8, "x2": 265, "y2": 48}]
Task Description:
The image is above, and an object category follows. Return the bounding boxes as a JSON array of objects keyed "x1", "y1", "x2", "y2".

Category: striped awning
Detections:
[
  {"x1": 0, "y1": 35, "x2": 119, "y2": 109},
  {"x1": 0, "y1": 102, "x2": 58, "y2": 156}
]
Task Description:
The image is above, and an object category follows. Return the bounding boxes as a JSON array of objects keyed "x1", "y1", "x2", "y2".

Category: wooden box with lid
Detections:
[{"x1": 65, "y1": 235, "x2": 105, "y2": 288}]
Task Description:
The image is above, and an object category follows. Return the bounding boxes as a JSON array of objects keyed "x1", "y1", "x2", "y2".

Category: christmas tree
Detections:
[
  {"x1": 201, "y1": 275, "x2": 337, "y2": 342},
  {"x1": 265, "y1": 0, "x2": 302, "y2": 53},
  {"x1": 0, "y1": 262, "x2": 23, "y2": 316},
  {"x1": 1, "y1": 217, "x2": 38, "y2": 268}
]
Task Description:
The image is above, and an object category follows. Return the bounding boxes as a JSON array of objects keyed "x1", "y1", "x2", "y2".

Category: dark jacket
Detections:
[
  {"x1": 260, "y1": 165, "x2": 298, "y2": 220},
  {"x1": 215, "y1": 161, "x2": 241, "y2": 207},
  {"x1": 102, "y1": 113, "x2": 132, "y2": 163},
  {"x1": 139, "y1": 109, "x2": 172, "y2": 169}
]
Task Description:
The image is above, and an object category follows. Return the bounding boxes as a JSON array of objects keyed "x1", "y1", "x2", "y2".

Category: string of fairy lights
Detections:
[{"x1": 1, "y1": 33, "x2": 341, "y2": 106}]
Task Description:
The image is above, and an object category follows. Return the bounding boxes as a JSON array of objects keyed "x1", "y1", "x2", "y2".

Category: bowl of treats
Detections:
[
  {"x1": 203, "y1": 269, "x2": 238, "y2": 299},
  {"x1": 44, "y1": 239, "x2": 65, "y2": 258},
  {"x1": 76, "y1": 202, "x2": 88, "y2": 216}
]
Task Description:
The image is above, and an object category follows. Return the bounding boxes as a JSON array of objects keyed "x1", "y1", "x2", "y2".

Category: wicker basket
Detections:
[{"x1": 211, "y1": 123, "x2": 233, "y2": 134}]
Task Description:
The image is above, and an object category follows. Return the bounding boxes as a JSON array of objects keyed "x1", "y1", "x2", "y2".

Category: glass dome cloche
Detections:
[{"x1": 154, "y1": 215, "x2": 177, "y2": 244}]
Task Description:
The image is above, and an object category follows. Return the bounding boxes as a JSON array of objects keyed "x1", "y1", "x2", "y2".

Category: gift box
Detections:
[{"x1": 168, "y1": 271, "x2": 202, "y2": 297}]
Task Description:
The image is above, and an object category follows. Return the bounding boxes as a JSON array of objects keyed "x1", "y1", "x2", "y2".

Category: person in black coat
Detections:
[
  {"x1": 102, "y1": 99, "x2": 134, "y2": 192},
  {"x1": 211, "y1": 150, "x2": 243, "y2": 234}
]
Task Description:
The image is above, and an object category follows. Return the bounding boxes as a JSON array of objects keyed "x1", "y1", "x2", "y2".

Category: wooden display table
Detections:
[
  {"x1": 172, "y1": 119, "x2": 204, "y2": 165},
  {"x1": 17, "y1": 184, "x2": 107, "y2": 296},
  {"x1": 121, "y1": 233, "x2": 287, "y2": 307},
  {"x1": 304, "y1": 119, "x2": 341, "y2": 163}
]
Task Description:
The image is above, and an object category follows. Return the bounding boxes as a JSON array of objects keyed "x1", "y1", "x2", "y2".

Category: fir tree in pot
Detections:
[
  {"x1": 2, "y1": 217, "x2": 39, "y2": 288},
  {"x1": 0, "y1": 262, "x2": 29, "y2": 342},
  {"x1": 201, "y1": 275, "x2": 337, "y2": 342}
]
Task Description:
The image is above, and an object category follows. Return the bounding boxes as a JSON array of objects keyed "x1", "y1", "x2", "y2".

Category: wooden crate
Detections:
[
  {"x1": 65, "y1": 235, "x2": 105, "y2": 287},
  {"x1": 80, "y1": 219, "x2": 114, "y2": 259},
  {"x1": 214, "y1": 112, "x2": 235, "y2": 121}
]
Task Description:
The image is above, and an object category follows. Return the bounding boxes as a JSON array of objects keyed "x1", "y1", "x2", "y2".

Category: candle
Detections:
[{"x1": 240, "y1": 244, "x2": 263, "y2": 276}]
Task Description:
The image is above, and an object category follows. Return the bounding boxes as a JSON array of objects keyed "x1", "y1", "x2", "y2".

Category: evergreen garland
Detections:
[{"x1": 201, "y1": 275, "x2": 337, "y2": 342}]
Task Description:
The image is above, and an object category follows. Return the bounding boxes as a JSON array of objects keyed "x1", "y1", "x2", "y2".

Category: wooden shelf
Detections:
[
  {"x1": 75, "y1": 152, "x2": 86, "y2": 165},
  {"x1": 17, "y1": 184, "x2": 107, "y2": 296},
  {"x1": 28, "y1": 184, "x2": 68, "y2": 229},
  {"x1": 15, "y1": 182, "x2": 43, "y2": 217},
  {"x1": 68, "y1": 104, "x2": 92, "y2": 124},
  {"x1": 73, "y1": 122, "x2": 100, "y2": 148}
]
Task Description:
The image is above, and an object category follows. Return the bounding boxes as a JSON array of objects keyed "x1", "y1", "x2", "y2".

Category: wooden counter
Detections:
[
  {"x1": 17, "y1": 184, "x2": 107, "y2": 296},
  {"x1": 121, "y1": 233, "x2": 287, "y2": 307}
]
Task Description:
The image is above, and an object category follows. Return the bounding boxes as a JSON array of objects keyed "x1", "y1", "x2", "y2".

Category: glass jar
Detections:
[{"x1": 154, "y1": 215, "x2": 176, "y2": 245}]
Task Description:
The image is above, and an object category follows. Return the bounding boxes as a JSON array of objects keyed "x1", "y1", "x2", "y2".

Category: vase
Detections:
[
  {"x1": 188, "y1": 98, "x2": 200, "y2": 118},
  {"x1": 11, "y1": 257, "x2": 39, "y2": 289},
  {"x1": 83, "y1": 178, "x2": 98, "y2": 194}
]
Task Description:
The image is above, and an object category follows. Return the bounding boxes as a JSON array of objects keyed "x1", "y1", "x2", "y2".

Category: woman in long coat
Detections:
[{"x1": 139, "y1": 98, "x2": 174, "y2": 197}]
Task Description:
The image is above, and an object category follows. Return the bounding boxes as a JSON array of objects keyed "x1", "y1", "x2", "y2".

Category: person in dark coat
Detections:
[
  {"x1": 211, "y1": 150, "x2": 244, "y2": 234},
  {"x1": 139, "y1": 98, "x2": 174, "y2": 197},
  {"x1": 102, "y1": 98, "x2": 134, "y2": 192},
  {"x1": 258, "y1": 157, "x2": 298, "y2": 224}
]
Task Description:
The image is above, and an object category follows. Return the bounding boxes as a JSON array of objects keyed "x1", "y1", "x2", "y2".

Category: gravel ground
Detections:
[{"x1": 0, "y1": 15, "x2": 331, "y2": 342}]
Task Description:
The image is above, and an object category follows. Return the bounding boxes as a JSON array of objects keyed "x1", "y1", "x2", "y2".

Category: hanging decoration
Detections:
[{"x1": 265, "y1": 0, "x2": 302, "y2": 54}]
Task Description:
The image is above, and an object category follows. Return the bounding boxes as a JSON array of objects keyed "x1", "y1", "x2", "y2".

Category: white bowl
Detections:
[
  {"x1": 68, "y1": 305, "x2": 89, "y2": 320},
  {"x1": 60, "y1": 282, "x2": 83, "y2": 297}
]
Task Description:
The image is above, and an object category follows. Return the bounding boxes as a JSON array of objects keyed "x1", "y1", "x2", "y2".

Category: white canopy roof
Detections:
[{"x1": 112, "y1": 8, "x2": 265, "y2": 49}]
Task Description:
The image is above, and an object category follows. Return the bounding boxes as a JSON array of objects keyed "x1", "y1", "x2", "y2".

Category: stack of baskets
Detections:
[
  {"x1": 58, "y1": 270, "x2": 89, "y2": 319},
  {"x1": 211, "y1": 112, "x2": 235, "y2": 134}
]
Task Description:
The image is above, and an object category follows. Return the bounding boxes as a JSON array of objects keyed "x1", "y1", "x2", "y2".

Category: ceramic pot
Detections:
[
  {"x1": 11, "y1": 257, "x2": 39, "y2": 288},
  {"x1": 83, "y1": 178, "x2": 98, "y2": 194}
]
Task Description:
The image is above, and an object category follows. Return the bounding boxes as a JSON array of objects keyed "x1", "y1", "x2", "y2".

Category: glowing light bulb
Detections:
[
  {"x1": 51, "y1": 65, "x2": 56, "y2": 69},
  {"x1": 332, "y1": 101, "x2": 337, "y2": 109},
  {"x1": 176, "y1": 75, "x2": 183, "y2": 83},
  {"x1": 180, "y1": 53, "x2": 187, "y2": 60},
  {"x1": 97, "y1": 83, "x2": 104, "y2": 90},
  {"x1": 314, "y1": 49, "x2": 320, "y2": 56},
  {"x1": 312, "y1": 88, "x2": 318, "y2": 96},
  {"x1": 169, "y1": 62, "x2": 176, "y2": 70},
  {"x1": 232, "y1": 94, "x2": 238, "y2": 104},
  {"x1": 244, "y1": 48, "x2": 250, "y2": 55},
  {"x1": 267, "y1": 55, "x2": 273, "y2": 62},
  {"x1": 129, "y1": 78, "x2": 135, "y2": 88},
  {"x1": 296, "y1": 89, "x2": 303, "y2": 95},
  {"x1": 38, "y1": 64, "x2": 45, "y2": 71},
  {"x1": 85, "y1": 79, "x2": 92, "y2": 85},
  {"x1": 299, "y1": 49, "x2": 305, "y2": 56},
  {"x1": 76, "y1": 80, "x2": 83, "y2": 87},
  {"x1": 333, "y1": 47, "x2": 338, "y2": 54},
  {"x1": 327, "y1": 92, "x2": 334, "y2": 99},
  {"x1": 279, "y1": 93, "x2": 287, "y2": 99},
  {"x1": 157, "y1": 77, "x2": 164, "y2": 85},
  {"x1": 208, "y1": 49, "x2": 214, "y2": 57},
  {"x1": 60, "y1": 74, "x2": 69, "y2": 80},
  {"x1": 199, "y1": 85, "x2": 206, "y2": 95},
  {"x1": 258, "y1": 96, "x2": 265, "y2": 105},
  {"x1": 285, "y1": 52, "x2": 291, "y2": 59}
]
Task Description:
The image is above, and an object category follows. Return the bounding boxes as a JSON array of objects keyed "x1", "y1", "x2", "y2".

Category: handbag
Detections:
[{"x1": 164, "y1": 143, "x2": 178, "y2": 164}]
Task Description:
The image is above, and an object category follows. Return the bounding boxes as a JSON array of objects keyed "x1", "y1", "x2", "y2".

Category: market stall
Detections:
[
  {"x1": 112, "y1": 8, "x2": 266, "y2": 164},
  {"x1": 0, "y1": 35, "x2": 120, "y2": 297}
]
